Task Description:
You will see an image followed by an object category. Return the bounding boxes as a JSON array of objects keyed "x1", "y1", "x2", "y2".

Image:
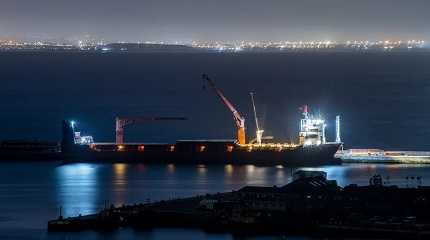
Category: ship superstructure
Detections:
[
  {"x1": 70, "y1": 121, "x2": 94, "y2": 145},
  {"x1": 299, "y1": 105, "x2": 326, "y2": 146}
]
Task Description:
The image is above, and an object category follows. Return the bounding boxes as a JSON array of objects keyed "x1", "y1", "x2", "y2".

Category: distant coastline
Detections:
[{"x1": 0, "y1": 41, "x2": 428, "y2": 53}]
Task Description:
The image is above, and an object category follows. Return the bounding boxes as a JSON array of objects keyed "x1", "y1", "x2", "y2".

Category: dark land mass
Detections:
[{"x1": 48, "y1": 171, "x2": 430, "y2": 239}]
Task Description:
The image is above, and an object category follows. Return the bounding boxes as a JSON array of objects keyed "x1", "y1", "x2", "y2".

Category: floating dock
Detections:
[{"x1": 336, "y1": 149, "x2": 430, "y2": 164}]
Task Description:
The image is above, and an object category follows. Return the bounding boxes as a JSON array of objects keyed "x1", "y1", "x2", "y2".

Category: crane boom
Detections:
[{"x1": 202, "y1": 74, "x2": 246, "y2": 144}]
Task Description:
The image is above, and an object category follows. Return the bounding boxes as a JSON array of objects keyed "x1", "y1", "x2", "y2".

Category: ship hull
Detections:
[
  {"x1": 60, "y1": 120, "x2": 341, "y2": 166},
  {"x1": 62, "y1": 143, "x2": 341, "y2": 166}
]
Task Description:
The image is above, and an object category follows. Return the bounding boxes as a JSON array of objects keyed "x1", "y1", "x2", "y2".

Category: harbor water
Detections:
[
  {"x1": 1, "y1": 52, "x2": 430, "y2": 239},
  {"x1": 1, "y1": 161, "x2": 430, "y2": 239}
]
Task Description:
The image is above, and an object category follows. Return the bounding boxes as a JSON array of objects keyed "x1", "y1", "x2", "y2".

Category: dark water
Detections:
[
  {"x1": 2, "y1": 52, "x2": 430, "y2": 239},
  {"x1": 1, "y1": 162, "x2": 430, "y2": 239},
  {"x1": 1, "y1": 52, "x2": 430, "y2": 150}
]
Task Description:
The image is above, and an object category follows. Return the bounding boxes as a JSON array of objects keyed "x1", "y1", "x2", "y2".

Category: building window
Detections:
[{"x1": 138, "y1": 145, "x2": 145, "y2": 152}]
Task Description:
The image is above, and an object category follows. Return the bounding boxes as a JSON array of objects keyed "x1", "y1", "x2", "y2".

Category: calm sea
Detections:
[{"x1": 1, "y1": 52, "x2": 430, "y2": 239}]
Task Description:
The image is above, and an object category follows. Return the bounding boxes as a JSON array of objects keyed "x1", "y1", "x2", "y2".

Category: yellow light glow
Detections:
[
  {"x1": 167, "y1": 164, "x2": 176, "y2": 173},
  {"x1": 225, "y1": 164, "x2": 234, "y2": 175},
  {"x1": 114, "y1": 163, "x2": 126, "y2": 177}
]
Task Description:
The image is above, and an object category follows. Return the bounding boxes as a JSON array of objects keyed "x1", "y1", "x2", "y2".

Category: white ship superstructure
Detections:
[{"x1": 299, "y1": 105, "x2": 326, "y2": 146}]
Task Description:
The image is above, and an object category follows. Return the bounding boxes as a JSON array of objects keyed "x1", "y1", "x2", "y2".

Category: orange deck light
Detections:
[{"x1": 199, "y1": 145, "x2": 206, "y2": 152}]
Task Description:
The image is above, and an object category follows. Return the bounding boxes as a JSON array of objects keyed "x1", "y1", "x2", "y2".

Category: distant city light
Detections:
[{"x1": 0, "y1": 38, "x2": 426, "y2": 52}]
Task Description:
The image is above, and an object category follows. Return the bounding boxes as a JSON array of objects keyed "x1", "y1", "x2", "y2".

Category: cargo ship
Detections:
[{"x1": 61, "y1": 75, "x2": 341, "y2": 165}]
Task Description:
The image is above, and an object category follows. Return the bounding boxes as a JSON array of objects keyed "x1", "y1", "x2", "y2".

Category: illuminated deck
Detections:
[
  {"x1": 88, "y1": 141, "x2": 300, "y2": 153},
  {"x1": 238, "y1": 143, "x2": 299, "y2": 152}
]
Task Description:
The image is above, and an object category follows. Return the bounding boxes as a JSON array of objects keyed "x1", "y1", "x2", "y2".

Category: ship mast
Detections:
[
  {"x1": 250, "y1": 92, "x2": 264, "y2": 145},
  {"x1": 202, "y1": 74, "x2": 246, "y2": 145}
]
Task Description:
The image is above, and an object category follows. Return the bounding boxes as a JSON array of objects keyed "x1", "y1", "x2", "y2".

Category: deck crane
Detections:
[
  {"x1": 202, "y1": 74, "x2": 246, "y2": 145},
  {"x1": 250, "y1": 92, "x2": 264, "y2": 145}
]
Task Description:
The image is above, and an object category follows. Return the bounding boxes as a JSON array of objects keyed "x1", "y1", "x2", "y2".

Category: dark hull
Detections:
[{"x1": 63, "y1": 143, "x2": 341, "y2": 166}]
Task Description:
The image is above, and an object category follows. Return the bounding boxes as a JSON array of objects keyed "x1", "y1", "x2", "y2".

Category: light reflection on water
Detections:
[
  {"x1": 54, "y1": 164, "x2": 100, "y2": 217},
  {"x1": 52, "y1": 163, "x2": 430, "y2": 220},
  {"x1": 3, "y1": 162, "x2": 430, "y2": 239},
  {"x1": 112, "y1": 163, "x2": 128, "y2": 206},
  {"x1": 196, "y1": 164, "x2": 208, "y2": 176}
]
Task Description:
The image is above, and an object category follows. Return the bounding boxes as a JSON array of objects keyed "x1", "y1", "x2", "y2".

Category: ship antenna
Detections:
[{"x1": 250, "y1": 92, "x2": 264, "y2": 145}]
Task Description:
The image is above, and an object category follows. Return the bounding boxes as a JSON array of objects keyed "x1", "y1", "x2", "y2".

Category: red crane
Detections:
[
  {"x1": 115, "y1": 116, "x2": 187, "y2": 144},
  {"x1": 202, "y1": 74, "x2": 246, "y2": 145}
]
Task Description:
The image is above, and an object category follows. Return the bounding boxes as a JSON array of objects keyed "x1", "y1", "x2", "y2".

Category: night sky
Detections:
[{"x1": 1, "y1": 0, "x2": 430, "y2": 42}]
